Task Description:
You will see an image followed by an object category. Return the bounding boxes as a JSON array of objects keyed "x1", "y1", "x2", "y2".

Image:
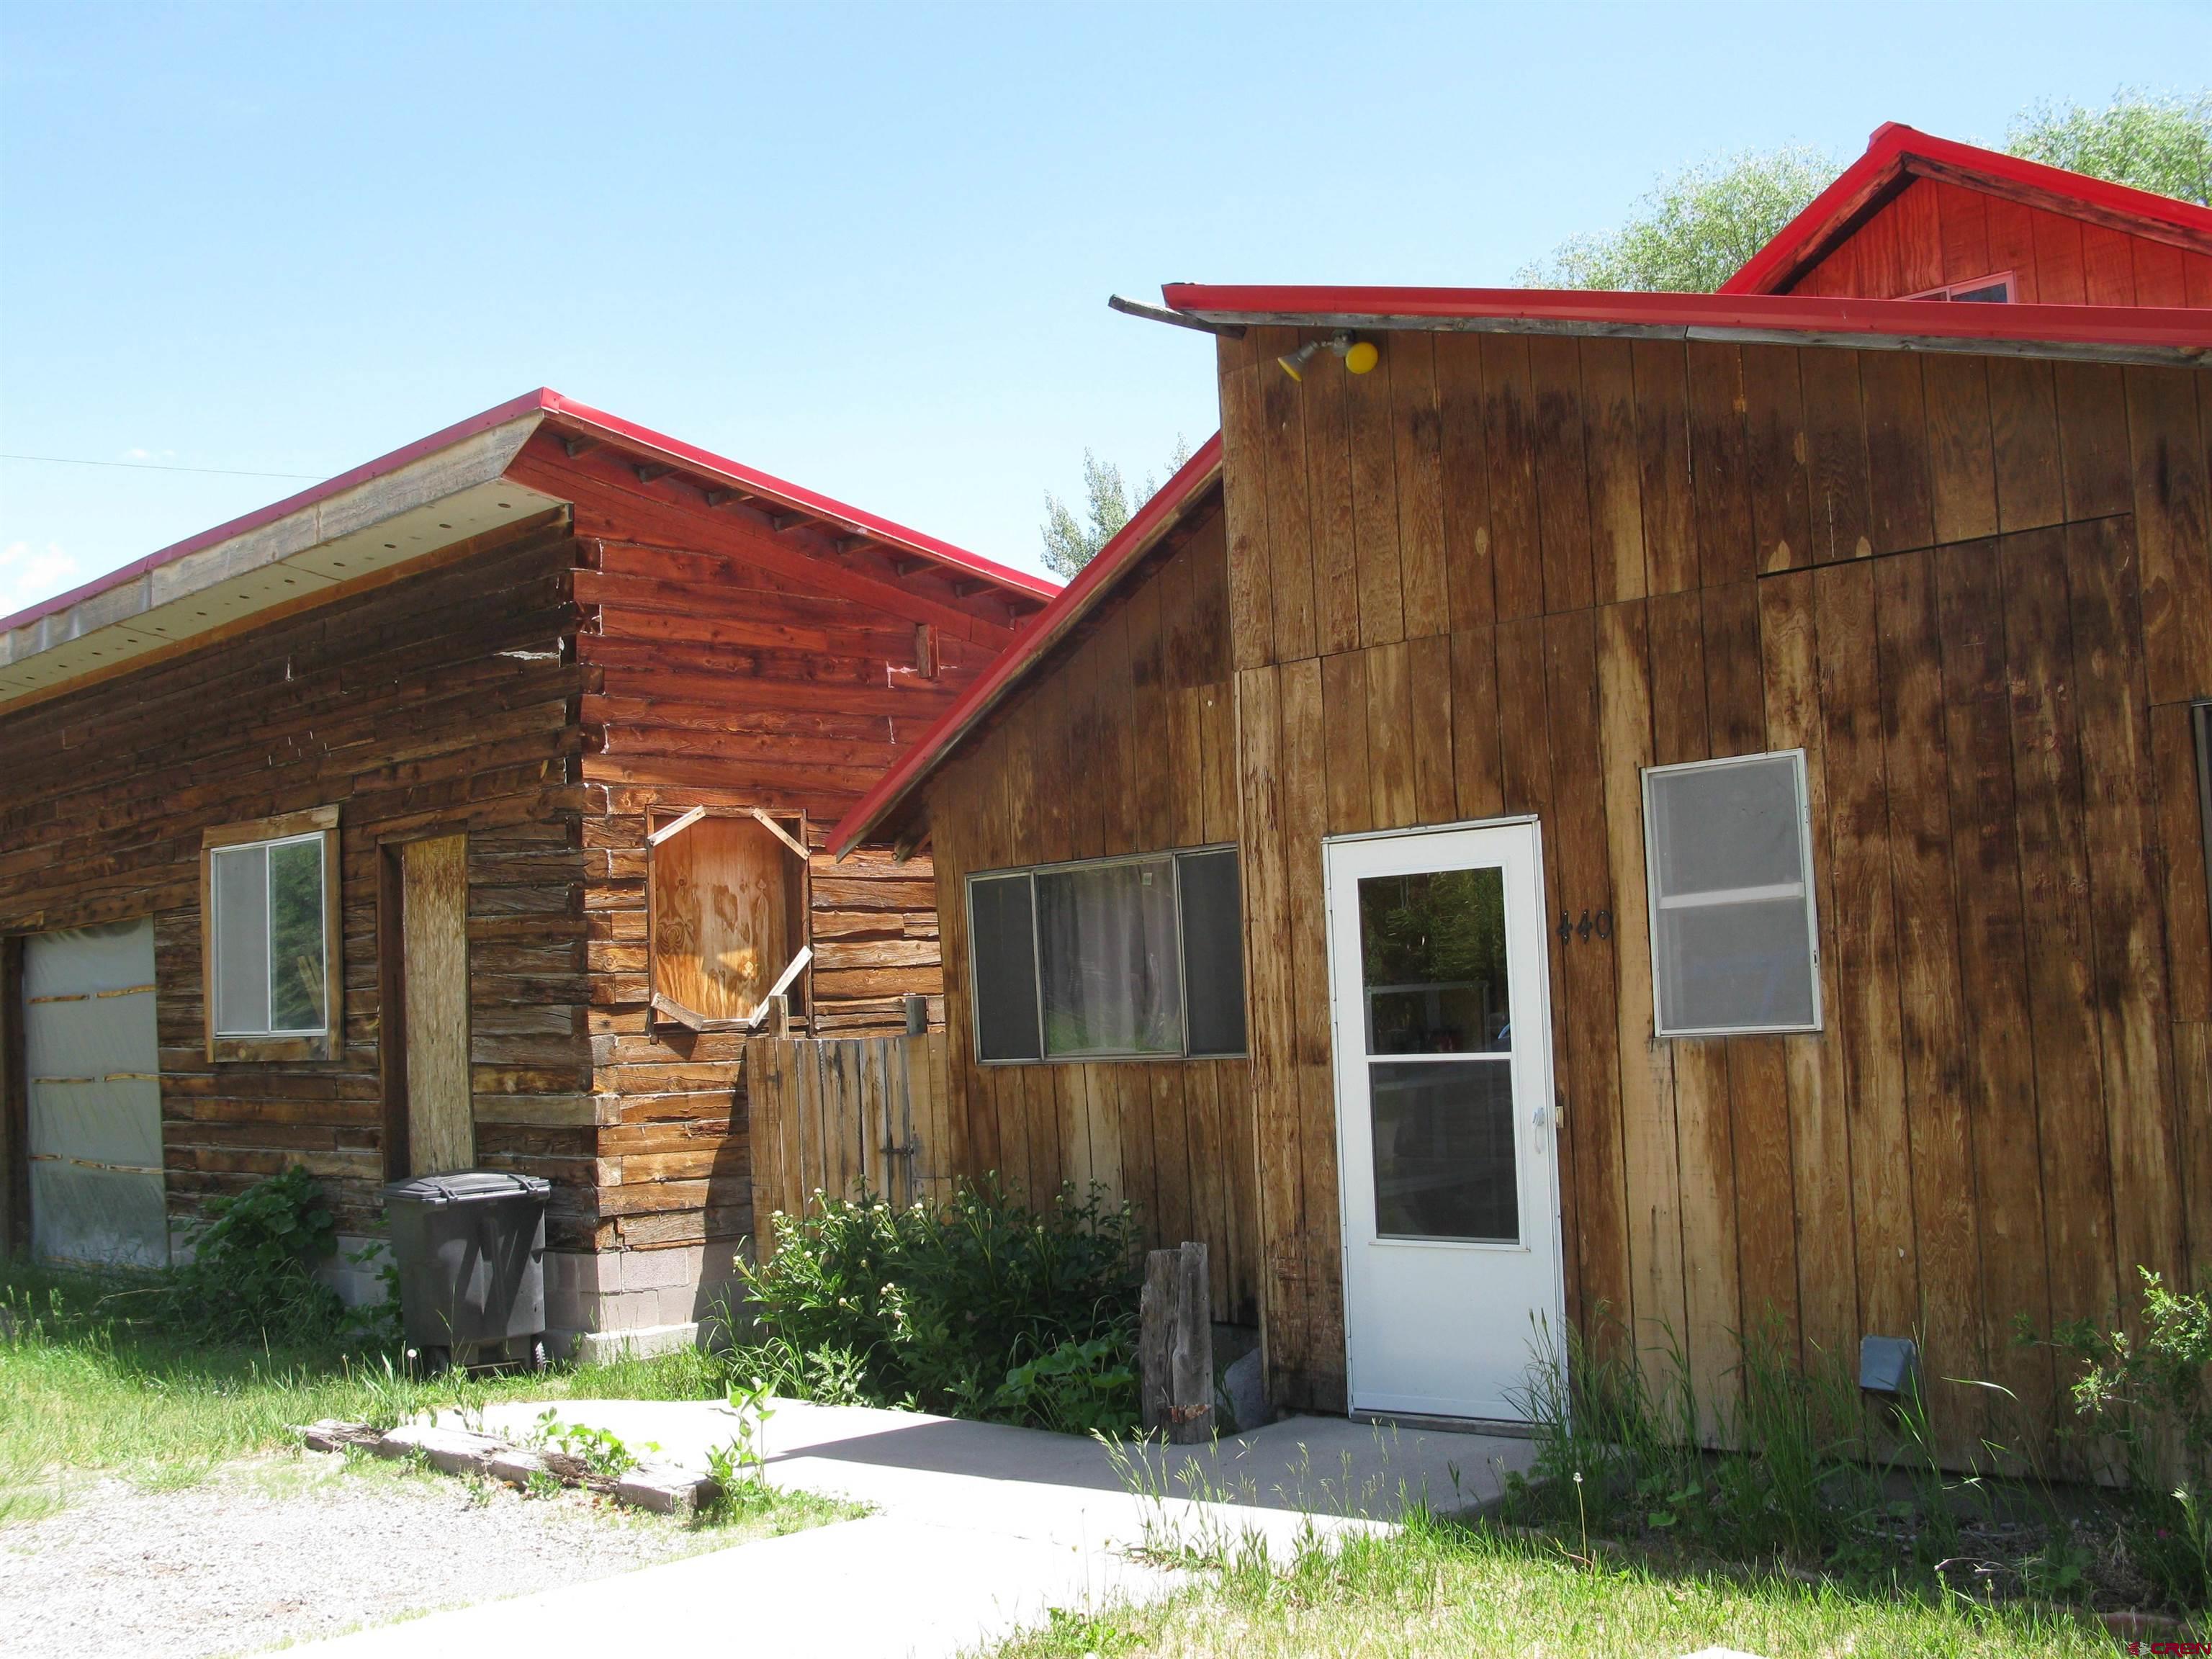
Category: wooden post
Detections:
[
  {"x1": 1140, "y1": 1241, "x2": 1213, "y2": 1443},
  {"x1": 768, "y1": 994, "x2": 793, "y2": 1038},
  {"x1": 902, "y1": 992, "x2": 927, "y2": 1035}
]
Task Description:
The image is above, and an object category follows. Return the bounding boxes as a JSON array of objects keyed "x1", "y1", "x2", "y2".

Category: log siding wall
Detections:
[
  {"x1": 0, "y1": 519, "x2": 593, "y2": 1249},
  {"x1": 531, "y1": 433, "x2": 999, "y2": 1262},
  {"x1": 922, "y1": 493, "x2": 1264, "y2": 1328},
  {"x1": 1789, "y1": 176, "x2": 2212, "y2": 305},
  {"x1": 1215, "y1": 328, "x2": 2211, "y2": 1448}
]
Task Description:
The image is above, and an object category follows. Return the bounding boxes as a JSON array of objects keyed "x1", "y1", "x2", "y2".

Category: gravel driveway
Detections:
[{"x1": 1, "y1": 1448, "x2": 745, "y2": 1658}]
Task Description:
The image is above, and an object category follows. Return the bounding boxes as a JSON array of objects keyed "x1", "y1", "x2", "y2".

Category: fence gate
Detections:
[{"x1": 743, "y1": 1033, "x2": 950, "y2": 1256}]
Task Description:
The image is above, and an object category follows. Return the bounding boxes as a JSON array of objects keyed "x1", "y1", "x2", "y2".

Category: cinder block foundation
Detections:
[{"x1": 543, "y1": 1241, "x2": 748, "y2": 1357}]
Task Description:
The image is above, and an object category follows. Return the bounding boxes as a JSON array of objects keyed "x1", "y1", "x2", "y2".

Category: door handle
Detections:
[{"x1": 1532, "y1": 1105, "x2": 1550, "y2": 1129}]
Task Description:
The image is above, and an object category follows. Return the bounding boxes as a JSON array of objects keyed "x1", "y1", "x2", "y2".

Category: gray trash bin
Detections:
[{"x1": 382, "y1": 1171, "x2": 551, "y2": 1372}]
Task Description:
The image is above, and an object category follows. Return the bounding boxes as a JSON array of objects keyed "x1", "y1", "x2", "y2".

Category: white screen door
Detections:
[{"x1": 1324, "y1": 818, "x2": 1564, "y2": 1421}]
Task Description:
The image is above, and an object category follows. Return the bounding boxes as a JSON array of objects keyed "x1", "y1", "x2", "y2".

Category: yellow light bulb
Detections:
[{"x1": 1344, "y1": 340, "x2": 1380, "y2": 375}]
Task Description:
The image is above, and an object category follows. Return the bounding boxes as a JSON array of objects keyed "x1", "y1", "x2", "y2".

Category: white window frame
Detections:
[
  {"x1": 201, "y1": 804, "x2": 341, "y2": 1062},
  {"x1": 1905, "y1": 271, "x2": 2016, "y2": 303},
  {"x1": 1641, "y1": 750, "x2": 1822, "y2": 1039},
  {"x1": 966, "y1": 845, "x2": 1246, "y2": 1065}
]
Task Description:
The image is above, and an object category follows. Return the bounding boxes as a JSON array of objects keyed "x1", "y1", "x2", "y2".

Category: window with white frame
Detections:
[
  {"x1": 1905, "y1": 271, "x2": 2015, "y2": 303},
  {"x1": 202, "y1": 806, "x2": 341, "y2": 1060},
  {"x1": 1642, "y1": 752, "x2": 1820, "y2": 1037},
  {"x1": 967, "y1": 848, "x2": 1245, "y2": 1062}
]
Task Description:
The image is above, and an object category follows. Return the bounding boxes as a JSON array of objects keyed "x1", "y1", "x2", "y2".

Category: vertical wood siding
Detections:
[
  {"x1": 1788, "y1": 176, "x2": 2212, "y2": 305},
  {"x1": 1218, "y1": 328, "x2": 2211, "y2": 1446},
  {"x1": 922, "y1": 493, "x2": 1262, "y2": 1328}
]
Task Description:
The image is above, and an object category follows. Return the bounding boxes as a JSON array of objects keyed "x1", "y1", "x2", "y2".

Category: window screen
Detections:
[
  {"x1": 1177, "y1": 849, "x2": 1246, "y2": 1057},
  {"x1": 210, "y1": 833, "x2": 328, "y2": 1037},
  {"x1": 971, "y1": 873, "x2": 1042, "y2": 1061},
  {"x1": 966, "y1": 847, "x2": 1246, "y2": 1063},
  {"x1": 1643, "y1": 751, "x2": 1819, "y2": 1036}
]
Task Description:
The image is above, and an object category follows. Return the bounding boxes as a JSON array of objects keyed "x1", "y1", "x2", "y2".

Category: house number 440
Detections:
[{"x1": 1557, "y1": 909, "x2": 1613, "y2": 943}]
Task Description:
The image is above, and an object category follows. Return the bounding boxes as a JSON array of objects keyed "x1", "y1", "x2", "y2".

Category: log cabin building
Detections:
[
  {"x1": 0, "y1": 389, "x2": 1053, "y2": 1354},
  {"x1": 834, "y1": 127, "x2": 2212, "y2": 1456}
]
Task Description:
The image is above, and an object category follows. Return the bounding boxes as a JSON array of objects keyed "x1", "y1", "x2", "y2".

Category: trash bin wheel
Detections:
[{"x1": 412, "y1": 1344, "x2": 452, "y2": 1379}]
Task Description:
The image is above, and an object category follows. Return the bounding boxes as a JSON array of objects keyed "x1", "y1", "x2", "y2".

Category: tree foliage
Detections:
[
  {"x1": 1516, "y1": 145, "x2": 1839, "y2": 293},
  {"x1": 1521, "y1": 89, "x2": 2212, "y2": 295},
  {"x1": 2008, "y1": 89, "x2": 2212, "y2": 207},
  {"x1": 1039, "y1": 438, "x2": 1192, "y2": 578}
]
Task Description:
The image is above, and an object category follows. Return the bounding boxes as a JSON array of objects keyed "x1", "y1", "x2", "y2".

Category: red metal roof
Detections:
[
  {"x1": 1158, "y1": 284, "x2": 2211, "y2": 361},
  {"x1": 829, "y1": 432, "x2": 1226, "y2": 859},
  {"x1": 1721, "y1": 121, "x2": 2212, "y2": 297},
  {"x1": 1, "y1": 388, "x2": 1054, "y2": 639}
]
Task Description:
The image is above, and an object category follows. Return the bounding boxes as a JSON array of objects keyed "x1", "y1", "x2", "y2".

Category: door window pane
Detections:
[
  {"x1": 1357, "y1": 868, "x2": 1510, "y2": 1055},
  {"x1": 1369, "y1": 1059, "x2": 1519, "y2": 1242},
  {"x1": 211, "y1": 844, "x2": 270, "y2": 1037},
  {"x1": 971, "y1": 874, "x2": 1042, "y2": 1062},
  {"x1": 268, "y1": 838, "x2": 326, "y2": 1033},
  {"x1": 1037, "y1": 858, "x2": 1182, "y2": 1057},
  {"x1": 1177, "y1": 848, "x2": 1246, "y2": 1057}
]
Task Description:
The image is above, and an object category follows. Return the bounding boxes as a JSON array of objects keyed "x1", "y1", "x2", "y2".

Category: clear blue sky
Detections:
[{"x1": 2, "y1": 2, "x2": 2206, "y2": 616}]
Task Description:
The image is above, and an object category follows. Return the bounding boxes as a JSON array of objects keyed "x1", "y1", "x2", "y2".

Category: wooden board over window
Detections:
[{"x1": 649, "y1": 811, "x2": 804, "y2": 1028}]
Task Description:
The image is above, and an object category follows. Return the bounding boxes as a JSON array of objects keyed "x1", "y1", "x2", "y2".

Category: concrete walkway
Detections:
[{"x1": 284, "y1": 1399, "x2": 1537, "y2": 1659}]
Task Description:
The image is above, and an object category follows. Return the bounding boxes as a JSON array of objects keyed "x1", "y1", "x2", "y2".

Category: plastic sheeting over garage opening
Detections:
[{"x1": 24, "y1": 917, "x2": 166, "y2": 1269}]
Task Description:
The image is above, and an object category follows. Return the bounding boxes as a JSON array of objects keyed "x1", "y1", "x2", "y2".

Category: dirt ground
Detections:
[{"x1": 0, "y1": 1448, "x2": 737, "y2": 1658}]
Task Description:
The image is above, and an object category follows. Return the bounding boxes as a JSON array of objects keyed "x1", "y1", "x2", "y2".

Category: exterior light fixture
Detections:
[{"x1": 1277, "y1": 332, "x2": 1380, "y2": 382}]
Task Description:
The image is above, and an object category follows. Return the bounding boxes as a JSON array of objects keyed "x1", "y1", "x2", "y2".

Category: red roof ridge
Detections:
[
  {"x1": 1721, "y1": 120, "x2": 2212, "y2": 297},
  {"x1": 830, "y1": 432, "x2": 1226, "y2": 859}
]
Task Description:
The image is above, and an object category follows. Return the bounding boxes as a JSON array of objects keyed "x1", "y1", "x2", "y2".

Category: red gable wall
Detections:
[{"x1": 1787, "y1": 174, "x2": 2212, "y2": 305}]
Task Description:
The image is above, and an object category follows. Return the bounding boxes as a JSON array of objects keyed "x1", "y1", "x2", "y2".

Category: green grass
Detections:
[
  {"x1": 0, "y1": 1259, "x2": 738, "y2": 1527},
  {"x1": 988, "y1": 1514, "x2": 2121, "y2": 1659}
]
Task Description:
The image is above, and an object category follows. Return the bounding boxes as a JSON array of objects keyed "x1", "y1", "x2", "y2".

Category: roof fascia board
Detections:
[
  {"x1": 1161, "y1": 287, "x2": 2211, "y2": 368},
  {"x1": 829, "y1": 433, "x2": 1226, "y2": 859},
  {"x1": 2, "y1": 412, "x2": 547, "y2": 670}
]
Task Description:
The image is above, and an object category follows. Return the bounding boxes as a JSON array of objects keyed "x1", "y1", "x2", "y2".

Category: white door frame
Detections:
[{"x1": 1322, "y1": 814, "x2": 1567, "y2": 1421}]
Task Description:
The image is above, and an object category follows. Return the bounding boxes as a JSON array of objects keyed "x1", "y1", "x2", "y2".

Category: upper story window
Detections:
[
  {"x1": 968, "y1": 847, "x2": 1245, "y2": 1063},
  {"x1": 1642, "y1": 753, "x2": 1821, "y2": 1038},
  {"x1": 1906, "y1": 271, "x2": 2015, "y2": 303},
  {"x1": 202, "y1": 806, "x2": 341, "y2": 1061}
]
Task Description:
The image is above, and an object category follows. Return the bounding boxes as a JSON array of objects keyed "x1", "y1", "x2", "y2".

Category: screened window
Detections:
[
  {"x1": 967, "y1": 848, "x2": 1245, "y2": 1062},
  {"x1": 201, "y1": 806, "x2": 341, "y2": 1061},
  {"x1": 1642, "y1": 752, "x2": 1820, "y2": 1037}
]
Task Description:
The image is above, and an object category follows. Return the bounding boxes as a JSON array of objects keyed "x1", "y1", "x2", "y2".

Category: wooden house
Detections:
[
  {"x1": 0, "y1": 389, "x2": 1053, "y2": 1354},
  {"x1": 834, "y1": 128, "x2": 2212, "y2": 1455}
]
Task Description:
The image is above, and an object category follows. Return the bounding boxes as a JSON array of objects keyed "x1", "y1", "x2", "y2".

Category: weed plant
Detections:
[
  {"x1": 2027, "y1": 1266, "x2": 2212, "y2": 1609},
  {"x1": 727, "y1": 1177, "x2": 1142, "y2": 1431}
]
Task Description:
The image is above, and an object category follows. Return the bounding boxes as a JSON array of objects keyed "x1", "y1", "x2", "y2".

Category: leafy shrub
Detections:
[
  {"x1": 732, "y1": 1179, "x2": 1141, "y2": 1429},
  {"x1": 2033, "y1": 1267, "x2": 2212, "y2": 1609},
  {"x1": 156, "y1": 1166, "x2": 353, "y2": 1345},
  {"x1": 991, "y1": 1335, "x2": 1138, "y2": 1436}
]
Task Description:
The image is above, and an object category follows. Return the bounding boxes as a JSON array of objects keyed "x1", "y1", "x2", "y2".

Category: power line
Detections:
[{"x1": 0, "y1": 451, "x2": 322, "y2": 481}]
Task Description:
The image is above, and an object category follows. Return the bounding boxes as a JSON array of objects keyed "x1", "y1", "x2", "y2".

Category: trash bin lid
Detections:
[{"x1": 382, "y1": 1170, "x2": 552, "y2": 1206}]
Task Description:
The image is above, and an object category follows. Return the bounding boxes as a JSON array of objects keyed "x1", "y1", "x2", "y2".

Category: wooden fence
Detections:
[{"x1": 742, "y1": 1033, "x2": 951, "y2": 1255}]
